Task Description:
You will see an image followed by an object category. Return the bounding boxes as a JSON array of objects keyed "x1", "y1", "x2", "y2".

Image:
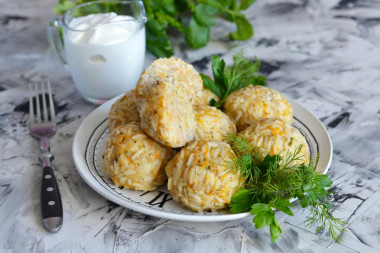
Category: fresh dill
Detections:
[{"x1": 227, "y1": 134, "x2": 346, "y2": 243}]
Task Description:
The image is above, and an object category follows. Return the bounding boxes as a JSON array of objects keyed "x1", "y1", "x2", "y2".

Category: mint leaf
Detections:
[
  {"x1": 174, "y1": 0, "x2": 188, "y2": 12},
  {"x1": 230, "y1": 16, "x2": 253, "y2": 40},
  {"x1": 194, "y1": 4, "x2": 218, "y2": 26},
  {"x1": 53, "y1": 0, "x2": 76, "y2": 15},
  {"x1": 155, "y1": 12, "x2": 185, "y2": 33},
  {"x1": 240, "y1": 0, "x2": 257, "y2": 10},
  {"x1": 185, "y1": 17, "x2": 210, "y2": 49},
  {"x1": 161, "y1": 0, "x2": 177, "y2": 15},
  {"x1": 146, "y1": 17, "x2": 173, "y2": 58}
]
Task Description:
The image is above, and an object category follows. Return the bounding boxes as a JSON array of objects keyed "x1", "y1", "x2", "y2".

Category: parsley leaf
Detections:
[
  {"x1": 253, "y1": 209, "x2": 274, "y2": 229},
  {"x1": 230, "y1": 188, "x2": 254, "y2": 213},
  {"x1": 250, "y1": 203, "x2": 271, "y2": 215},
  {"x1": 274, "y1": 199, "x2": 293, "y2": 216},
  {"x1": 270, "y1": 217, "x2": 282, "y2": 242},
  {"x1": 201, "y1": 74, "x2": 223, "y2": 98}
]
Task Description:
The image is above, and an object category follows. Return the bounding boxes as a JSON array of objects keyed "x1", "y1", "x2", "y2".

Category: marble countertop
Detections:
[{"x1": 1, "y1": 0, "x2": 380, "y2": 252}]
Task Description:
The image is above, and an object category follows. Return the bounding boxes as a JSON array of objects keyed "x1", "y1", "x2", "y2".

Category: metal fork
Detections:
[{"x1": 29, "y1": 80, "x2": 63, "y2": 233}]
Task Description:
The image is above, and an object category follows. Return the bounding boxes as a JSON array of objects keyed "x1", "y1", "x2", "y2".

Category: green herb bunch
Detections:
[
  {"x1": 201, "y1": 51, "x2": 266, "y2": 108},
  {"x1": 54, "y1": 0, "x2": 258, "y2": 58},
  {"x1": 227, "y1": 134, "x2": 346, "y2": 243}
]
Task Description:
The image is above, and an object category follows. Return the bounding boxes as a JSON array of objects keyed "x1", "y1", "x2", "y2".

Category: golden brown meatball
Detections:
[
  {"x1": 135, "y1": 57, "x2": 203, "y2": 106},
  {"x1": 138, "y1": 80, "x2": 197, "y2": 148},
  {"x1": 108, "y1": 90, "x2": 140, "y2": 133},
  {"x1": 103, "y1": 122, "x2": 174, "y2": 191},
  {"x1": 224, "y1": 85, "x2": 293, "y2": 131},
  {"x1": 240, "y1": 118, "x2": 309, "y2": 165},
  {"x1": 165, "y1": 140, "x2": 243, "y2": 212},
  {"x1": 194, "y1": 105, "x2": 236, "y2": 142}
]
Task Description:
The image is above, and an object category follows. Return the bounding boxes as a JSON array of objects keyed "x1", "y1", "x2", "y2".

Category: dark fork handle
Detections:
[{"x1": 41, "y1": 166, "x2": 63, "y2": 233}]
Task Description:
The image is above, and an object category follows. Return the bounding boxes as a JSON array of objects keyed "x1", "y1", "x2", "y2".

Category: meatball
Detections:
[
  {"x1": 240, "y1": 118, "x2": 309, "y2": 165},
  {"x1": 138, "y1": 80, "x2": 197, "y2": 148},
  {"x1": 135, "y1": 57, "x2": 203, "y2": 106},
  {"x1": 103, "y1": 122, "x2": 174, "y2": 191},
  {"x1": 194, "y1": 105, "x2": 236, "y2": 142},
  {"x1": 224, "y1": 85, "x2": 293, "y2": 131},
  {"x1": 165, "y1": 140, "x2": 243, "y2": 212},
  {"x1": 108, "y1": 90, "x2": 140, "y2": 133}
]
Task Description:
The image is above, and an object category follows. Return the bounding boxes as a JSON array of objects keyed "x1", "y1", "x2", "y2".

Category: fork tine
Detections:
[
  {"x1": 29, "y1": 83, "x2": 34, "y2": 124},
  {"x1": 35, "y1": 82, "x2": 41, "y2": 123},
  {"x1": 47, "y1": 80, "x2": 56, "y2": 121},
  {"x1": 41, "y1": 81, "x2": 49, "y2": 122}
]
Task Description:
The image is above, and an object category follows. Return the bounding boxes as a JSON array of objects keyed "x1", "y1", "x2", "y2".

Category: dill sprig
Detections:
[{"x1": 228, "y1": 134, "x2": 346, "y2": 243}]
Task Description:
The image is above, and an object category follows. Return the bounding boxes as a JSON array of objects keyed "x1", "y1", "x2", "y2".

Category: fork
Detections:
[{"x1": 29, "y1": 80, "x2": 63, "y2": 233}]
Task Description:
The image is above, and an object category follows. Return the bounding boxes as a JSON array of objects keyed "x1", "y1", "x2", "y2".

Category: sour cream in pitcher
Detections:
[{"x1": 64, "y1": 13, "x2": 145, "y2": 101}]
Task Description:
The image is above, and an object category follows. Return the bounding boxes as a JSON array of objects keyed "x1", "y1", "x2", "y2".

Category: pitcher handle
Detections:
[{"x1": 47, "y1": 17, "x2": 69, "y2": 69}]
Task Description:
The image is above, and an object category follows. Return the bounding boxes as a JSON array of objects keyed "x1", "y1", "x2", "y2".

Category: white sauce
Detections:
[{"x1": 64, "y1": 13, "x2": 145, "y2": 100}]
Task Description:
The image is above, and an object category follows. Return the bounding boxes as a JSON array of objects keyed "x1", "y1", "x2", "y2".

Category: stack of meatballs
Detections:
[{"x1": 103, "y1": 57, "x2": 309, "y2": 212}]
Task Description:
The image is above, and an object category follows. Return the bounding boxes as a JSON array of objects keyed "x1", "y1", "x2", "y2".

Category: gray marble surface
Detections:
[{"x1": 1, "y1": 0, "x2": 380, "y2": 252}]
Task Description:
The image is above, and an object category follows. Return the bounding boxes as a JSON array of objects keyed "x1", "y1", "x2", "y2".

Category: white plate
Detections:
[{"x1": 72, "y1": 95, "x2": 333, "y2": 222}]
